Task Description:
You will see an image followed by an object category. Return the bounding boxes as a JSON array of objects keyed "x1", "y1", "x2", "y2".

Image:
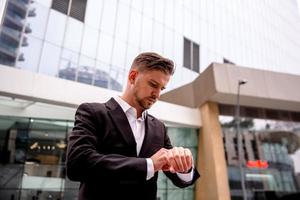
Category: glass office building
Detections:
[
  {"x1": 1, "y1": 0, "x2": 300, "y2": 199},
  {"x1": 1, "y1": 0, "x2": 300, "y2": 91}
]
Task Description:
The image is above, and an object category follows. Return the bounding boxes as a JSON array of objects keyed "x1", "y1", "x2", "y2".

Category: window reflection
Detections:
[
  {"x1": 109, "y1": 65, "x2": 125, "y2": 91},
  {"x1": 59, "y1": 49, "x2": 79, "y2": 81},
  {"x1": 93, "y1": 62, "x2": 122, "y2": 91},
  {"x1": 77, "y1": 55, "x2": 95, "y2": 85},
  {"x1": 26, "y1": 1, "x2": 49, "y2": 40},
  {"x1": 0, "y1": 117, "x2": 70, "y2": 200},
  {"x1": 220, "y1": 115, "x2": 300, "y2": 199},
  {"x1": 16, "y1": 35, "x2": 43, "y2": 72},
  {"x1": 0, "y1": 0, "x2": 36, "y2": 67}
]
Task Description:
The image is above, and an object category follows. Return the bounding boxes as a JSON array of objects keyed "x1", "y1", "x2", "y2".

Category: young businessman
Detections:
[{"x1": 66, "y1": 52, "x2": 200, "y2": 200}]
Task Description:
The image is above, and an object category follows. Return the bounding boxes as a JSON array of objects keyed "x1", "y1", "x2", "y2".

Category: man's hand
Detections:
[
  {"x1": 150, "y1": 148, "x2": 170, "y2": 172},
  {"x1": 166, "y1": 147, "x2": 193, "y2": 173},
  {"x1": 150, "y1": 147, "x2": 193, "y2": 173}
]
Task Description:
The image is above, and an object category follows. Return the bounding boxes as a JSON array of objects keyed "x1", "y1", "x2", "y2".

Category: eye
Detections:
[{"x1": 149, "y1": 81, "x2": 158, "y2": 89}]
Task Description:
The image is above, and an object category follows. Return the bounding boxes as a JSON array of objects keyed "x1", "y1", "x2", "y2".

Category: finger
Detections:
[
  {"x1": 167, "y1": 149, "x2": 177, "y2": 173},
  {"x1": 179, "y1": 147, "x2": 188, "y2": 172},
  {"x1": 173, "y1": 147, "x2": 184, "y2": 172},
  {"x1": 162, "y1": 163, "x2": 170, "y2": 171},
  {"x1": 184, "y1": 148, "x2": 193, "y2": 171},
  {"x1": 151, "y1": 148, "x2": 170, "y2": 171}
]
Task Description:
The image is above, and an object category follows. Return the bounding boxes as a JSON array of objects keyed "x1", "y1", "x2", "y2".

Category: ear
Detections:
[{"x1": 128, "y1": 70, "x2": 138, "y2": 84}]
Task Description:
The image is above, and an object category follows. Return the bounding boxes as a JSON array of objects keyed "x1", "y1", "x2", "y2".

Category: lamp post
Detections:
[{"x1": 236, "y1": 79, "x2": 247, "y2": 200}]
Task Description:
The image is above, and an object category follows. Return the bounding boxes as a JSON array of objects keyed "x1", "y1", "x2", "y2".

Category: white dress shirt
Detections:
[{"x1": 114, "y1": 96, "x2": 193, "y2": 181}]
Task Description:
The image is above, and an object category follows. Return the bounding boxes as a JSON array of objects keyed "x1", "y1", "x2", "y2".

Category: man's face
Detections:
[{"x1": 131, "y1": 69, "x2": 171, "y2": 110}]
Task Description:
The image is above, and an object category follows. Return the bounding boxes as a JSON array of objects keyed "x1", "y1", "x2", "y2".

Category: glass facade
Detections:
[
  {"x1": 1, "y1": 0, "x2": 299, "y2": 93},
  {"x1": 0, "y1": 116, "x2": 198, "y2": 200},
  {"x1": 220, "y1": 110, "x2": 300, "y2": 199}
]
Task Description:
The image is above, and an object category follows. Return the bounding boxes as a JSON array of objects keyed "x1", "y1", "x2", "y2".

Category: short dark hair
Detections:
[{"x1": 131, "y1": 52, "x2": 175, "y2": 75}]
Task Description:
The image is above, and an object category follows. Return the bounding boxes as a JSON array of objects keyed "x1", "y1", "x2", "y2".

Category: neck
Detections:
[{"x1": 120, "y1": 93, "x2": 143, "y2": 118}]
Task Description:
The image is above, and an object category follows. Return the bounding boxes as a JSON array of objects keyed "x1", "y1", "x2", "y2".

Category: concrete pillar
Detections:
[{"x1": 195, "y1": 102, "x2": 231, "y2": 200}]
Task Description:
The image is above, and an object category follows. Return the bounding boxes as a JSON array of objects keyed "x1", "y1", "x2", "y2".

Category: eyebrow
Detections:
[{"x1": 150, "y1": 79, "x2": 166, "y2": 90}]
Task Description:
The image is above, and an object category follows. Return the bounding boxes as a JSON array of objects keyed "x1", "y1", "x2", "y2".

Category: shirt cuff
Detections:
[
  {"x1": 146, "y1": 158, "x2": 155, "y2": 180},
  {"x1": 176, "y1": 168, "x2": 194, "y2": 182}
]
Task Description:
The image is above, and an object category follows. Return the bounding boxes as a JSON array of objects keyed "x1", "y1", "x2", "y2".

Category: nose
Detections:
[{"x1": 151, "y1": 89, "x2": 161, "y2": 99}]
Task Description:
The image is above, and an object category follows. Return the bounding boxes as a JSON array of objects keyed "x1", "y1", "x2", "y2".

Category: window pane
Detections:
[
  {"x1": 128, "y1": 10, "x2": 142, "y2": 46},
  {"x1": 97, "y1": 33, "x2": 113, "y2": 63},
  {"x1": 183, "y1": 37, "x2": 191, "y2": 69},
  {"x1": 38, "y1": 42, "x2": 61, "y2": 76},
  {"x1": 101, "y1": 0, "x2": 118, "y2": 35},
  {"x1": 63, "y1": 18, "x2": 83, "y2": 52},
  {"x1": 70, "y1": 0, "x2": 87, "y2": 22},
  {"x1": 45, "y1": 10, "x2": 67, "y2": 46},
  {"x1": 85, "y1": 0, "x2": 103, "y2": 29},
  {"x1": 109, "y1": 65, "x2": 125, "y2": 91},
  {"x1": 51, "y1": 0, "x2": 70, "y2": 14},
  {"x1": 192, "y1": 43, "x2": 199, "y2": 72},
  {"x1": 77, "y1": 55, "x2": 95, "y2": 85},
  {"x1": 94, "y1": 61, "x2": 110, "y2": 89},
  {"x1": 58, "y1": 48, "x2": 79, "y2": 81},
  {"x1": 152, "y1": 22, "x2": 163, "y2": 53},
  {"x1": 35, "y1": 0, "x2": 52, "y2": 8},
  {"x1": 115, "y1": 2, "x2": 130, "y2": 41},
  {"x1": 26, "y1": 2, "x2": 49, "y2": 40},
  {"x1": 0, "y1": 117, "x2": 30, "y2": 199},
  {"x1": 163, "y1": 28, "x2": 174, "y2": 59},
  {"x1": 140, "y1": 16, "x2": 153, "y2": 50},
  {"x1": 81, "y1": 26, "x2": 98, "y2": 58},
  {"x1": 111, "y1": 39, "x2": 127, "y2": 68},
  {"x1": 15, "y1": 35, "x2": 43, "y2": 72}
]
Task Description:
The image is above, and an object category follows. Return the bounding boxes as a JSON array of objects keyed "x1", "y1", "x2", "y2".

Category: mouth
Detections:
[{"x1": 147, "y1": 97, "x2": 156, "y2": 104}]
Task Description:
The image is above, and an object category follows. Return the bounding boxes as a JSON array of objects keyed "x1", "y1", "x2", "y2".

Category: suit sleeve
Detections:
[
  {"x1": 162, "y1": 125, "x2": 200, "y2": 188},
  {"x1": 66, "y1": 103, "x2": 147, "y2": 182}
]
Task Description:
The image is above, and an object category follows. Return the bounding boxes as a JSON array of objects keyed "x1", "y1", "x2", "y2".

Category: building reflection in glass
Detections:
[
  {"x1": 58, "y1": 64, "x2": 122, "y2": 91},
  {"x1": 220, "y1": 112, "x2": 300, "y2": 199},
  {"x1": 0, "y1": 117, "x2": 78, "y2": 200},
  {"x1": 0, "y1": 0, "x2": 34, "y2": 66},
  {"x1": 0, "y1": 1, "x2": 124, "y2": 92}
]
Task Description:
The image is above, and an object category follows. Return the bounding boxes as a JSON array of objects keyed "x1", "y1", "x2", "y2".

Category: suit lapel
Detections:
[{"x1": 105, "y1": 98, "x2": 137, "y2": 149}]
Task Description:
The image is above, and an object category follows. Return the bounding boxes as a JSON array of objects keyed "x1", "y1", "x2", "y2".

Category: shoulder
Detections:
[
  {"x1": 147, "y1": 113, "x2": 166, "y2": 128},
  {"x1": 77, "y1": 102, "x2": 106, "y2": 112},
  {"x1": 76, "y1": 98, "x2": 118, "y2": 115}
]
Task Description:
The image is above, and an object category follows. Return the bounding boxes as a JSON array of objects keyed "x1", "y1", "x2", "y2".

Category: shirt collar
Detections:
[{"x1": 114, "y1": 96, "x2": 147, "y2": 120}]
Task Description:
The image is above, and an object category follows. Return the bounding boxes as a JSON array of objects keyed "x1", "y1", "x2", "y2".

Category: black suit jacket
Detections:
[{"x1": 66, "y1": 98, "x2": 200, "y2": 200}]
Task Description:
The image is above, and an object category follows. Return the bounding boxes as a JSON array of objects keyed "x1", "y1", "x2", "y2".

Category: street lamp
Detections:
[{"x1": 236, "y1": 79, "x2": 247, "y2": 200}]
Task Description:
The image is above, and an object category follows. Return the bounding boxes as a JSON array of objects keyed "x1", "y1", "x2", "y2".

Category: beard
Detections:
[{"x1": 133, "y1": 90, "x2": 156, "y2": 110}]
